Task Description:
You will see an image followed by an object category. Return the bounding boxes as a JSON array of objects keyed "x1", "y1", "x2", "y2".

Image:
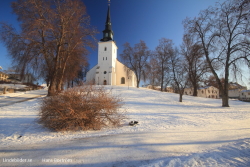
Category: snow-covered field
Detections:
[{"x1": 0, "y1": 86, "x2": 249, "y2": 167}]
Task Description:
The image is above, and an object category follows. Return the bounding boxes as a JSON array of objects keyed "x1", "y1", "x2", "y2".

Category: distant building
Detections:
[
  {"x1": 145, "y1": 85, "x2": 174, "y2": 93},
  {"x1": 228, "y1": 82, "x2": 247, "y2": 99},
  {"x1": 184, "y1": 88, "x2": 194, "y2": 96},
  {"x1": 165, "y1": 86, "x2": 174, "y2": 93},
  {"x1": 240, "y1": 90, "x2": 250, "y2": 101},
  {"x1": 0, "y1": 71, "x2": 9, "y2": 82},
  {"x1": 8, "y1": 74, "x2": 36, "y2": 84},
  {"x1": 185, "y1": 86, "x2": 219, "y2": 99}
]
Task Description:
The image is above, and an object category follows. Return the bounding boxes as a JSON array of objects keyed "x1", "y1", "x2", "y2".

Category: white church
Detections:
[{"x1": 86, "y1": 4, "x2": 137, "y2": 87}]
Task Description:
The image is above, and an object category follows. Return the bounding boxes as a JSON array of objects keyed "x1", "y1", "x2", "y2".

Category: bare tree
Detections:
[
  {"x1": 181, "y1": 34, "x2": 209, "y2": 96},
  {"x1": 169, "y1": 48, "x2": 189, "y2": 102},
  {"x1": 154, "y1": 38, "x2": 173, "y2": 91},
  {"x1": 184, "y1": 0, "x2": 250, "y2": 107},
  {"x1": 120, "y1": 40, "x2": 151, "y2": 88},
  {"x1": 147, "y1": 57, "x2": 161, "y2": 86},
  {"x1": 0, "y1": 0, "x2": 96, "y2": 96}
]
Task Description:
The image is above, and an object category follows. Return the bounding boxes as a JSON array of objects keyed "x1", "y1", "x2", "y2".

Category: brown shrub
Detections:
[{"x1": 38, "y1": 85, "x2": 126, "y2": 131}]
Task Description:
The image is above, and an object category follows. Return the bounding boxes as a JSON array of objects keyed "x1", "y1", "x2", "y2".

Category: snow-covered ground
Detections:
[
  {"x1": 0, "y1": 89, "x2": 47, "y2": 107},
  {"x1": 0, "y1": 86, "x2": 249, "y2": 167}
]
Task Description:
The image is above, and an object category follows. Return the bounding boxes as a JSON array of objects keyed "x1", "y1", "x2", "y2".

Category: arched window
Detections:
[
  {"x1": 121, "y1": 77, "x2": 125, "y2": 84},
  {"x1": 104, "y1": 47, "x2": 107, "y2": 51}
]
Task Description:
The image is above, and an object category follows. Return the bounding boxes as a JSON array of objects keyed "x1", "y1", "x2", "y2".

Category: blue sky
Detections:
[
  {"x1": 4, "y1": 0, "x2": 249, "y2": 88},
  {"x1": 0, "y1": 0, "x2": 220, "y2": 70},
  {"x1": 82, "y1": 0, "x2": 220, "y2": 68}
]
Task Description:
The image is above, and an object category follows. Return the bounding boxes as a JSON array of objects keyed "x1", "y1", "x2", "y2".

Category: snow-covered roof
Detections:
[
  {"x1": 229, "y1": 82, "x2": 247, "y2": 89},
  {"x1": 198, "y1": 86, "x2": 217, "y2": 90}
]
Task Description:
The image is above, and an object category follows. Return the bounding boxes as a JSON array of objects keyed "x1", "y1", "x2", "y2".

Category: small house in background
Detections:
[
  {"x1": 154, "y1": 86, "x2": 161, "y2": 91},
  {"x1": 198, "y1": 86, "x2": 219, "y2": 99},
  {"x1": 185, "y1": 86, "x2": 219, "y2": 99},
  {"x1": 8, "y1": 73, "x2": 36, "y2": 84},
  {"x1": 146, "y1": 85, "x2": 161, "y2": 91},
  {"x1": 240, "y1": 90, "x2": 250, "y2": 101},
  {"x1": 184, "y1": 87, "x2": 194, "y2": 96},
  {"x1": 0, "y1": 72, "x2": 9, "y2": 82},
  {"x1": 165, "y1": 86, "x2": 174, "y2": 93},
  {"x1": 145, "y1": 85, "x2": 174, "y2": 93},
  {"x1": 228, "y1": 82, "x2": 247, "y2": 99},
  {"x1": 146, "y1": 84, "x2": 153, "y2": 89}
]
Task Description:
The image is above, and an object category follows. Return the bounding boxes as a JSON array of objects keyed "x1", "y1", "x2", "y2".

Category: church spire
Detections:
[
  {"x1": 106, "y1": 4, "x2": 111, "y2": 23},
  {"x1": 100, "y1": 0, "x2": 114, "y2": 42}
]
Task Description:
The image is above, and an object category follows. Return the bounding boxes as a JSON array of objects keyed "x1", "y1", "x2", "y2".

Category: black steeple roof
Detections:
[
  {"x1": 100, "y1": 5, "x2": 114, "y2": 42},
  {"x1": 106, "y1": 6, "x2": 111, "y2": 26}
]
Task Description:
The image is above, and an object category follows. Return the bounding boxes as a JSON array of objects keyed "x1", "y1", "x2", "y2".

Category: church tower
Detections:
[
  {"x1": 86, "y1": 1, "x2": 137, "y2": 87},
  {"x1": 100, "y1": 5, "x2": 113, "y2": 42},
  {"x1": 96, "y1": 2, "x2": 118, "y2": 85}
]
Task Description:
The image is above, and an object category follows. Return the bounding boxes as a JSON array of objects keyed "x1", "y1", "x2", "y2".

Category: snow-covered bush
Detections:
[{"x1": 38, "y1": 85, "x2": 126, "y2": 131}]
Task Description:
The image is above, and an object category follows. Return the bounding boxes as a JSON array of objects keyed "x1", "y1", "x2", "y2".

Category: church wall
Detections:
[
  {"x1": 115, "y1": 60, "x2": 136, "y2": 87},
  {"x1": 86, "y1": 65, "x2": 97, "y2": 84}
]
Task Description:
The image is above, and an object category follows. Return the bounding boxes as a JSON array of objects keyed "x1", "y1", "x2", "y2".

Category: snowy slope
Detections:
[{"x1": 0, "y1": 86, "x2": 249, "y2": 167}]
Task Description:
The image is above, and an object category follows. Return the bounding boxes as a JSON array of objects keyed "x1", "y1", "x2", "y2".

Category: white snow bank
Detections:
[{"x1": 143, "y1": 139, "x2": 250, "y2": 167}]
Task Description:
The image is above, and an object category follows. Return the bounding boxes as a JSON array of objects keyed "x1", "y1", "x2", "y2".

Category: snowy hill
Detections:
[{"x1": 0, "y1": 86, "x2": 249, "y2": 167}]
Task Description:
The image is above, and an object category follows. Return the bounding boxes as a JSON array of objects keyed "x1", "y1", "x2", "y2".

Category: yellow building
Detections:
[
  {"x1": 185, "y1": 86, "x2": 219, "y2": 99},
  {"x1": 0, "y1": 72, "x2": 9, "y2": 82}
]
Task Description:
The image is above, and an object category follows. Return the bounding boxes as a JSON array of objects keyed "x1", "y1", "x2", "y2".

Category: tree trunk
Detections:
[
  {"x1": 66, "y1": 81, "x2": 69, "y2": 89},
  {"x1": 136, "y1": 80, "x2": 140, "y2": 88},
  {"x1": 61, "y1": 82, "x2": 64, "y2": 91},
  {"x1": 56, "y1": 80, "x2": 62, "y2": 93},
  {"x1": 48, "y1": 82, "x2": 56, "y2": 96},
  {"x1": 179, "y1": 93, "x2": 183, "y2": 102},
  {"x1": 161, "y1": 72, "x2": 164, "y2": 92},
  {"x1": 161, "y1": 63, "x2": 164, "y2": 92},
  {"x1": 221, "y1": 85, "x2": 229, "y2": 107},
  {"x1": 193, "y1": 83, "x2": 198, "y2": 96},
  {"x1": 221, "y1": 95, "x2": 229, "y2": 107}
]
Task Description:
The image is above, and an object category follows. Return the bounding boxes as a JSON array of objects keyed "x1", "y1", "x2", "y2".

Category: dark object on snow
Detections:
[{"x1": 129, "y1": 121, "x2": 139, "y2": 126}]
